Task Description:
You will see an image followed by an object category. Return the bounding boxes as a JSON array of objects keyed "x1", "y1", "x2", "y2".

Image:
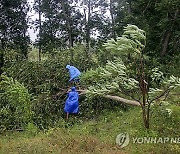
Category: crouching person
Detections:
[{"x1": 64, "y1": 87, "x2": 79, "y2": 120}]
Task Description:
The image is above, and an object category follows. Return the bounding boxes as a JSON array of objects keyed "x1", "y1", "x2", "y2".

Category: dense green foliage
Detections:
[
  {"x1": 2, "y1": 52, "x2": 69, "y2": 129},
  {"x1": 0, "y1": 75, "x2": 32, "y2": 131},
  {"x1": 1, "y1": 45, "x2": 108, "y2": 129}
]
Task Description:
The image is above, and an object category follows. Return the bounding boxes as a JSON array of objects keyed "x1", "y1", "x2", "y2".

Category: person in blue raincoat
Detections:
[
  {"x1": 66, "y1": 65, "x2": 81, "y2": 82},
  {"x1": 64, "y1": 87, "x2": 79, "y2": 119}
]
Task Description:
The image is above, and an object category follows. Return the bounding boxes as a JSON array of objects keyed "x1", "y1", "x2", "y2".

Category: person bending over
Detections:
[{"x1": 66, "y1": 65, "x2": 81, "y2": 83}]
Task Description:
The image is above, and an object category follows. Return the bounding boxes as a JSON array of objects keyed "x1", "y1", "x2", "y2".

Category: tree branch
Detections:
[
  {"x1": 143, "y1": 0, "x2": 151, "y2": 15},
  {"x1": 149, "y1": 88, "x2": 170, "y2": 104}
]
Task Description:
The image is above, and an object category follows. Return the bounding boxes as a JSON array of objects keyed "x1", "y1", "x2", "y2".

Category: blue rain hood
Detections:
[
  {"x1": 66, "y1": 65, "x2": 71, "y2": 69},
  {"x1": 64, "y1": 87, "x2": 79, "y2": 114},
  {"x1": 66, "y1": 65, "x2": 81, "y2": 81}
]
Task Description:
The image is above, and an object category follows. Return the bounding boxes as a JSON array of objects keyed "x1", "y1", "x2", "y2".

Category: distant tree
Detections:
[
  {"x1": 79, "y1": 0, "x2": 111, "y2": 53},
  {"x1": 82, "y1": 0, "x2": 91, "y2": 54},
  {"x1": 33, "y1": 0, "x2": 84, "y2": 63},
  {"x1": 33, "y1": 0, "x2": 42, "y2": 61},
  {"x1": 130, "y1": 0, "x2": 180, "y2": 57},
  {"x1": 0, "y1": 0, "x2": 30, "y2": 57},
  {"x1": 110, "y1": 0, "x2": 117, "y2": 40},
  {"x1": 0, "y1": 0, "x2": 29, "y2": 75}
]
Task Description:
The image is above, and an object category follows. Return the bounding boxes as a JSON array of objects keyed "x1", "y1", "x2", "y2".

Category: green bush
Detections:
[
  {"x1": 4, "y1": 59, "x2": 68, "y2": 95},
  {"x1": 31, "y1": 92, "x2": 65, "y2": 129},
  {"x1": 3, "y1": 52, "x2": 73, "y2": 129},
  {"x1": 0, "y1": 75, "x2": 33, "y2": 131}
]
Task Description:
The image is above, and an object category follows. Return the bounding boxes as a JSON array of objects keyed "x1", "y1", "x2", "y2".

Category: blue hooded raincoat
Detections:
[
  {"x1": 64, "y1": 87, "x2": 79, "y2": 114},
  {"x1": 66, "y1": 65, "x2": 81, "y2": 82}
]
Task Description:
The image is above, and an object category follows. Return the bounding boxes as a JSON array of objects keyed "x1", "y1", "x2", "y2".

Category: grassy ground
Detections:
[{"x1": 0, "y1": 100, "x2": 180, "y2": 154}]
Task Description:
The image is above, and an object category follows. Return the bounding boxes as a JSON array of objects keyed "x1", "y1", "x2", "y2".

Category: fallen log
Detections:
[
  {"x1": 54, "y1": 88, "x2": 141, "y2": 106},
  {"x1": 77, "y1": 89, "x2": 141, "y2": 106},
  {"x1": 104, "y1": 95, "x2": 140, "y2": 106}
]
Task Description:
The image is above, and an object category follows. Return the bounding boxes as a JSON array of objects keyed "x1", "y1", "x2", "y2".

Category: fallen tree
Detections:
[
  {"x1": 79, "y1": 25, "x2": 180, "y2": 129},
  {"x1": 104, "y1": 95, "x2": 140, "y2": 106},
  {"x1": 54, "y1": 88, "x2": 140, "y2": 106},
  {"x1": 77, "y1": 89, "x2": 140, "y2": 106},
  {"x1": 55, "y1": 25, "x2": 180, "y2": 129}
]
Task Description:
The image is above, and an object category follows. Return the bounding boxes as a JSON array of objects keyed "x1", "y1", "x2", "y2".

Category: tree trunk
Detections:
[
  {"x1": 104, "y1": 95, "x2": 140, "y2": 106},
  {"x1": 146, "y1": 104, "x2": 150, "y2": 129},
  {"x1": 110, "y1": 0, "x2": 116, "y2": 40},
  {"x1": 85, "y1": 0, "x2": 91, "y2": 55},
  {"x1": 61, "y1": 0, "x2": 74, "y2": 63},
  {"x1": 38, "y1": 0, "x2": 42, "y2": 61},
  {"x1": 160, "y1": 9, "x2": 179, "y2": 56},
  {"x1": 127, "y1": 0, "x2": 132, "y2": 15},
  {"x1": 139, "y1": 54, "x2": 150, "y2": 129},
  {"x1": 56, "y1": 88, "x2": 141, "y2": 106},
  {"x1": 0, "y1": 38, "x2": 5, "y2": 76},
  {"x1": 0, "y1": 50, "x2": 4, "y2": 76},
  {"x1": 23, "y1": 27, "x2": 28, "y2": 59},
  {"x1": 76, "y1": 89, "x2": 140, "y2": 106},
  {"x1": 142, "y1": 108, "x2": 150, "y2": 129},
  {"x1": 161, "y1": 32, "x2": 171, "y2": 56},
  {"x1": 173, "y1": 38, "x2": 179, "y2": 52}
]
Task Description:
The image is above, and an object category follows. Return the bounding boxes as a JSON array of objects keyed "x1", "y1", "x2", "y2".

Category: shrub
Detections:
[{"x1": 0, "y1": 75, "x2": 33, "y2": 131}]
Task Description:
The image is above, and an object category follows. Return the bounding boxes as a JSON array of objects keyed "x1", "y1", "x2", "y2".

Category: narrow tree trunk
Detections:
[
  {"x1": 160, "y1": 9, "x2": 179, "y2": 56},
  {"x1": 173, "y1": 38, "x2": 179, "y2": 52},
  {"x1": 139, "y1": 54, "x2": 150, "y2": 129},
  {"x1": 23, "y1": 28, "x2": 28, "y2": 59},
  {"x1": 127, "y1": 0, "x2": 132, "y2": 15},
  {"x1": 0, "y1": 50, "x2": 4, "y2": 76},
  {"x1": 61, "y1": 0, "x2": 74, "y2": 63},
  {"x1": 38, "y1": 0, "x2": 42, "y2": 61},
  {"x1": 142, "y1": 108, "x2": 147, "y2": 127},
  {"x1": 140, "y1": 77, "x2": 150, "y2": 129},
  {"x1": 143, "y1": 112, "x2": 150, "y2": 129},
  {"x1": 0, "y1": 38, "x2": 5, "y2": 76},
  {"x1": 110, "y1": 0, "x2": 116, "y2": 40},
  {"x1": 85, "y1": 0, "x2": 91, "y2": 55},
  {"x1": 140, "y1": 55, "x2": 147, "y2": 105},
  {"x1": 161, "y1": 32, "x2": 171, "y2": 56},
  {"x1": 146, "y1": 104, "x2": 150, "y2": 129},
  {"x1": 20, "y1": 6, "x2": 28, "y2": 59}
]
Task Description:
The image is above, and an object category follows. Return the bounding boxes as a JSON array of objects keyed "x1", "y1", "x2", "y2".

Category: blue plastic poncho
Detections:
[
  {"x1": 64, "y1": 87, "x2": 79, "y2": 114},
  {"x1": 66, "y1": 65, "x2": 81, "y2": 82}
]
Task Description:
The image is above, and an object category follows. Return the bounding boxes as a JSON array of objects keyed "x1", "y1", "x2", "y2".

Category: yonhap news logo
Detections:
[
  {"x1": 116, "y1": 132, "x2": 130, "y2": 148},
  {"x1": 116, "y1": 133, "x2": 180, "y2": 148}
]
